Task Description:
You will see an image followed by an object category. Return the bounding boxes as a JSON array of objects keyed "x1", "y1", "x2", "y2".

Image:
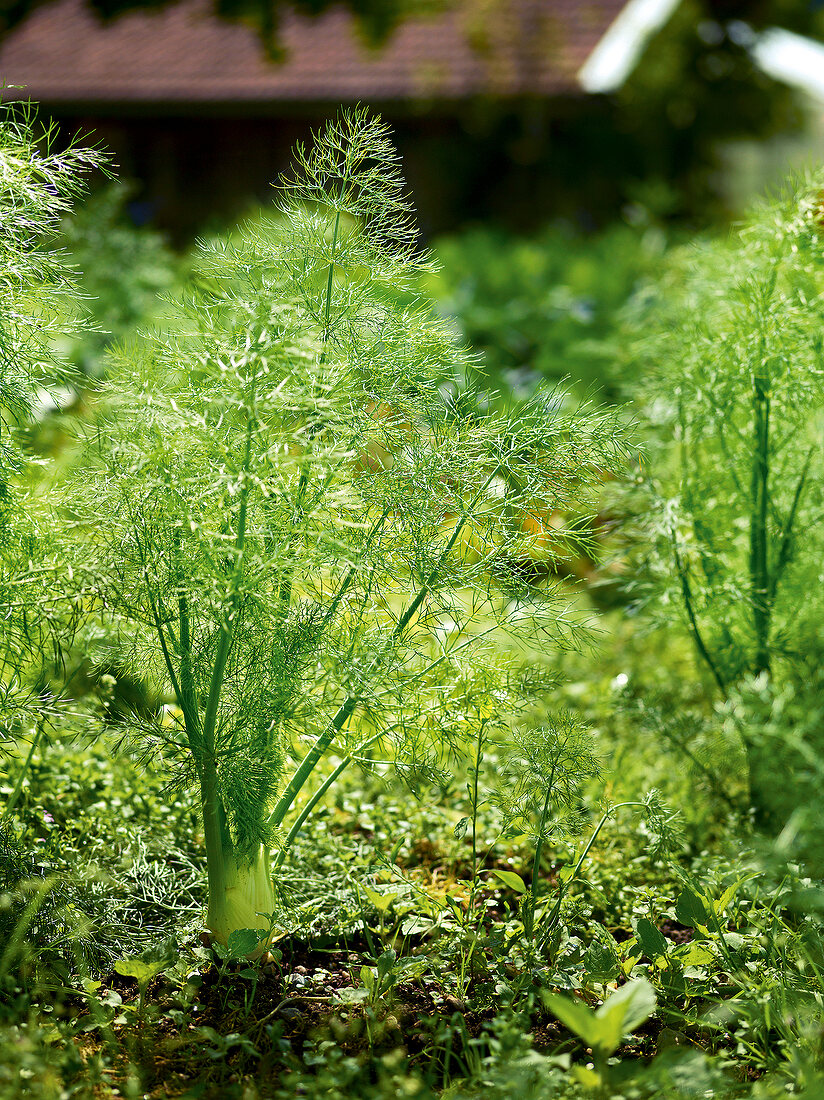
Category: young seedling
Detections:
[
  {"x1": 543, "y1": 978, "x2": 656, "y2": 1093},
  {"x1": 495, "y1": 712, "x2": 601, "y2": 949},
  {"x1": 74, "y1": 108, "x2": 632, "y2": 951},
  {"x1": 113, "y1": 953, "x2": 170, "y2": 1029}
]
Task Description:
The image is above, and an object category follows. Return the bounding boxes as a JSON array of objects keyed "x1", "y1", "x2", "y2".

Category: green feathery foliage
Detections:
[
  {"x1": 0, "y1": 97, "x2": 105, "y2": 758},
  {"x1": 495, "y1": 712, "x2": 601, "y2": 945},
  {"x1": 495, "y1": 714, "x2": 601, "y2": 846},
  {"x1": 0, "y1": 100, "x2": 104, "y2": 481},
  {"x1": 622, "y1": 173, "x2": 824, "y2": 848},
  {"x1": 73, "y1": 108, "x2": 632, "y2": 947},
  {"x1": 627, "y1": 173, "x2": 824, "y2": 691}
]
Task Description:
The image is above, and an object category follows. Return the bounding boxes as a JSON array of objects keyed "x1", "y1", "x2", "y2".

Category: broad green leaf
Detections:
[
  {"x1": 786, "y1": 887, "x2": 824, "y2": 912},
  {"x1": 715, "y1": 884, "x2": 737, "y2": 914},
  {"x1": 675, "y1": 887, "x2": 710, "y2": 930},
  {"x1": 635, "y1": 917, "x2": 668, "y2": 959},
  {"x1": 376, "y1": 948, "x2": 397, "y2": 978},
  {"x1": 541, "y1": 991, "x2": 597, "y2": 1045},
  {"x1": 592, "y1": 978, "x2": 656, "y2": 1054},
  {"x1": 363, "y1": 885, "x2": 399, "y2": 914},
  {"x1": 672, "y1": 941, "x2": 715, "y2": 967},
  {"x1": 226, "y1": 928, "x2": 262, "y2": 959},
  {"x1": 445, "y1": 896, "x2": 464, "y2": 919},
  {"x1": 620, "y1": 951, "x2": 641, "y2": 977},
  {"x1": 572, "y1": 1065, "x2": 603, "y2": 1088},
  {"x1": 490, "y1": 869, "x2": 527, "y2": 894},
  {"x1": 360, "y1": 966, "x2": 375, "y2": 991},
  {"x1": 335, "y1": 987, "x2": 369, "y2": 1004},
  {"x1": 714, "y1": 875, "x2": 758, "y2": 916},
  {"x1": 114, "y1": 957, "x2": 166, "y2": 986},
  {"x1": 583, "y1": 941, "x2": 620, "y2": 981}
]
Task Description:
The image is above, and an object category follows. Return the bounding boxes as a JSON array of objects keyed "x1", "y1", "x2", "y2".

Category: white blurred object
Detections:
[
  {"x1": 752, "y1": 28, "x2": 824, "y2": 103},
  {"x1": 578, "y1": 0, "x2": 683, "y2": 93},
  {"x1": 580, "y1": 3, "x2": 824, "y2": 105}
]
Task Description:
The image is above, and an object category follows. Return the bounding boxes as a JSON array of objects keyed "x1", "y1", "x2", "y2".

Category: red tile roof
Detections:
[{"x1": 0, "y1": 0, "x2": 626, "y2": 105}]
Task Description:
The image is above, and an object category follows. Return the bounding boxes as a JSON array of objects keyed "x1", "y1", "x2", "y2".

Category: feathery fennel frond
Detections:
[
  {"x1": 495, "y1": 713, "x2": 602, "y2": 844},
  {"x1": 624, "y1": 170, "x2": 824, "y2": 687},
  {"x1": 0, "y1": 98, "x2": 106, "y2": 754},
  {"x1": 0, "y1": 98, "x2": 108, "y2": 454},
  {"x1": 278, "y1": 106, "x2": 423, "y2": 273}
]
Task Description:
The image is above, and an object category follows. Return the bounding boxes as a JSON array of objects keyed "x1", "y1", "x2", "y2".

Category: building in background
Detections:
[
  {"x1": 0, "y1": 0, "x2": 663, "y2": 236},
  {"x1": 1, "y1": 0, "x2": 822, "y2": 237}
]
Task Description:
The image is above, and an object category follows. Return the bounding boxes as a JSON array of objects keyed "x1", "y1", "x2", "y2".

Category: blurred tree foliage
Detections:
[
  {"x1": 612, "y1": 0, "x2": 824, "y2": 219},
  {"x1": 0, "y1": 0, "x2": 447, "y2": 49}
]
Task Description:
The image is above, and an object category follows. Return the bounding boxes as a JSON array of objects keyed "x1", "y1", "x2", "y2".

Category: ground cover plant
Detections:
[{"x1": 1, "y1": 98, "x2": 823, "y2": 1100}]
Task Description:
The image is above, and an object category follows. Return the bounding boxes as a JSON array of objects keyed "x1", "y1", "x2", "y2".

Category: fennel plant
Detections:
[
  {"x1": 627, "y1": 174, "x2": 824, "y2": 690},
  {"x1": 621, "y1": 175, "x2": 824, "y2": 840},
  {"x1": 75, "y1": 109, "x2": 632, "y2": 947},
  {"x1": 0, "y1": 99, "x2": 105, "y2": 782}
]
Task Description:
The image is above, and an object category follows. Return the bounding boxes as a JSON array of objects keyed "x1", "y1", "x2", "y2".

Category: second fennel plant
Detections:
[
  {"x1": 627, "y1": 175, "x2": 824, "y2": 689},
  {"x1": 75, "y1": 110, "x2": 631, "y2": 948},
  {"x1": 0, "y1": 100, "x2": 105, "y2": 795},
  {"x1": 622, "y1": 176, "x2": 824, "y2": 837}
]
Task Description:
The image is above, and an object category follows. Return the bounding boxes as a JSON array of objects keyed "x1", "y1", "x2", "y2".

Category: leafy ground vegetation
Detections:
[{"x1": 1, "y1": 99, "x2": 823, "y2": 1100}]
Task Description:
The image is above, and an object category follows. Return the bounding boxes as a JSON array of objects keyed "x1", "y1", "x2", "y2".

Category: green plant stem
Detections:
[
  {"x1": 267, "y1": 470, "x2": 498, "y2": 831},
  {"x1": 266, "y1": 696, "x2": 357, "y2": 832},
  {"x1": 750, "y1": 370, "x2": 771, "y2": 677},
  {"x1": 321, "y1": 209, "x2": 341, "y2": 355},
  {"x1": 453, "y1": 718, "x2": 489, "y2": 998},
  {"x1": 671, "y1": 529, "x2": 727, "y2": 694},
  {"x1": 175, "y1": 521, "x2": 203, "y2": 776},
  {"x1": 133, "y1": 519, "x2": 185, "y2": 709},
  {"x1": 470, "y1": 720, "x2": 484, "y2": 909},
  {"x1": 277, "y1": 206, "x2": 342, "y2": 615},
  {"x1": 537, "y1": 801, "x2": 643, "y2": 950},
  {"x1": 202, "y1": 405, "x2": 255, "y2": 923},
  {"x1": 524, "y1": 777, "x2": 554, "y2": 945},
  {"x1": 177, "y1": 589, "x2": 203, "y2": 778},
  {"x1": 271, "y1": 731, "x2": 383, "y2": 870},
  {"x1": 770, "y1": 447, "x2": 812, "y2": 602}
]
